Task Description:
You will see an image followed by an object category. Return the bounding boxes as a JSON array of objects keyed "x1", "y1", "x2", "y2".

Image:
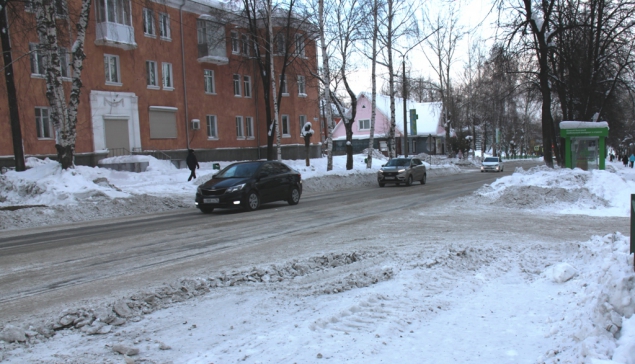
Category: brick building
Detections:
[{"x1": 0, "y1": 0, "x2": 321, "y2": 168}]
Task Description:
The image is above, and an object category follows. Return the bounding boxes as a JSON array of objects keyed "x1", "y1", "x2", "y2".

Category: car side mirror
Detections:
[{"x1": 212, "y1": 174, "x2": 217, "y2": 178}]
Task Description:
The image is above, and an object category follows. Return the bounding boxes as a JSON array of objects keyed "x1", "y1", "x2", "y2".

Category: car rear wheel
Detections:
[
  {"x1": 288, "y1": 186, "x2": 300, "y2": 205},
  {"x1": 406, "y1": 175, "x2": 413, "y2": 186},
  {"x1": 421, "y1": 173, "x2": 426, "y2": 184},
  {"x1": 199, "y1": 206, "x2": 214, "y2": 214},
  {"x1": 243, "y1": 191, "x2": 260, "y2": 211}
]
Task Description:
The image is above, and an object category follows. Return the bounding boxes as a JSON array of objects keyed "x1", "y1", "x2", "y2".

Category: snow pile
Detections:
[
  {"x1": 542, "y1": 233, "x2": 635, "y2": 362},
  {"x1": 0, "y1": 154, "x2": 465, "y2": 231},
  {"x1": 0, "y1": 251, "x2": 391, "y2": 345},
  {"x1": 467, "y1": 165, "x2": 635, "y2": 216}
]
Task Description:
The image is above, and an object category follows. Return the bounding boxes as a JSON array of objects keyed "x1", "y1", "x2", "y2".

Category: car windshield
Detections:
[
  {"x1": 385, "y1": 159, "x2": 411, "y2": 167},
  {"x1": 484, "y1": 157, "x2": 499, "y2": 162},
  {"x1": 216, "y1": 162, "x2": 260, "y2": 178}
]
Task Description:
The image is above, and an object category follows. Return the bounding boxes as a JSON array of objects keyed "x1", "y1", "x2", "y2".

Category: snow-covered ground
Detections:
[{"x1": 1, "y1": 154, "x2": 635, "y2": 363}]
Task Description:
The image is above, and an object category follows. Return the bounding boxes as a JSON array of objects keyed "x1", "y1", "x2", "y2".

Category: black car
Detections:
[{"x1": 195, "y1": 161, "x2": 302, "y2": 213}]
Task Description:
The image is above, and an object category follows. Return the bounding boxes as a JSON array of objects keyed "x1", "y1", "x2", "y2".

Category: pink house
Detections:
[{"x1": 332, "y1": 92, "x2": 447, "y2": 155}]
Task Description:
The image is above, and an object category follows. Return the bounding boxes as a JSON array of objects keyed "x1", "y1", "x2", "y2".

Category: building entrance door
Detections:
[{"x1": 104, "y1": 118, "x2": 130, "y2": 157}]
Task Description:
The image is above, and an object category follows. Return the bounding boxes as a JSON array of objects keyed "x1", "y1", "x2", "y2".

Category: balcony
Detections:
[
  {"x1": 197, "y1": 43, "x2": 229, "y2": 65},
  {"x1": 95, "y1": 22, "x2": 137, "y2": 50}
]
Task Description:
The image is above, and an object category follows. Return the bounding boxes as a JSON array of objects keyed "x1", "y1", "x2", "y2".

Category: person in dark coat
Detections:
[
  {"x1": 623, "y1": 154, "x2": 629, "y2": 167},
  {"x1": 186, "y1": 149, "x2": 200, "y2": 181}
]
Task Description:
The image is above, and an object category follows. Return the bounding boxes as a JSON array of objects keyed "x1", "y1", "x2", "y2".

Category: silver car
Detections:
[
  {"x1": 481, "y1": 156, "x2": 504, "y2": 172},
  {"x1": 378, "y1": 157, "x2": 427, "y2": 187}
]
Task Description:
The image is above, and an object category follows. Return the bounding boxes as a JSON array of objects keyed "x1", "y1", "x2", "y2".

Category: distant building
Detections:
[{"x1": 331, "y1": 92, "x2": 447, "y2": 155}]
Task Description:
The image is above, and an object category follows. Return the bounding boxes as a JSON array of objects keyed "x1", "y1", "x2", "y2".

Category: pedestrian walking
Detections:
[
  {"x1": 623, "y1": 155, "x2": 628, "y2": 167},
  {"x1": 187, "y1": 149, "x2": 200, "y2": 181},
  {"x1": 629, "y1": 154, "x2": 635, "y2": 168}
]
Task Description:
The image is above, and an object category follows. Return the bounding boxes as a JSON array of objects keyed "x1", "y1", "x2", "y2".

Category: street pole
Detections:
[
  {"x1": 0, "y1": 5, "x2": 26, "y2": 172},
  {"x1": 402, "y1": 57, "x2": 408, "y2": 157}
]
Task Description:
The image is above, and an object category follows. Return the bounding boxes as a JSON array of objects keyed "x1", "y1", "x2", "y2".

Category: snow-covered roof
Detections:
[
  {"x1": 359, "y1": 92, "x2": 444, "y2": 137},
  {"x1": 560, "y1": 121, "x2": 609, "y2": 129}
]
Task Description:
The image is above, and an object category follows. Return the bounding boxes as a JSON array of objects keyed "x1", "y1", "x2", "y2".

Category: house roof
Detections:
[{"x1": 358, "y1": 92, "x2": 445, "y2": 137}]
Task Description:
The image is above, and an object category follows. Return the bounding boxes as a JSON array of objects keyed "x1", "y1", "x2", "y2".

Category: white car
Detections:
[{"x1": 481, "y1": 156, "x2": 504, "y2": 172}]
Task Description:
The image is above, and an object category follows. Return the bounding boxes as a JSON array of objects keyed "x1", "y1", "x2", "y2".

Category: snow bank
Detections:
[
  {"x1": 467, "y1": 164, "x2": 635, "y2": 217},
  {"x1": 543, "y1": 233, "x2": 635, "y2": 362}
]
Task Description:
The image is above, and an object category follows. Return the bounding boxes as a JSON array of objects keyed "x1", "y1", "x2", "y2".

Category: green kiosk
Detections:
[{"x1": 560, "y1": 121, "x2": 609, "y2": 171}]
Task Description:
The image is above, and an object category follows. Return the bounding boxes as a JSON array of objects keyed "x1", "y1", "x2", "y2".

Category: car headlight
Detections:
[
  {"x1": 378, "y1": 170, "x2": 384, "y2": 174},
  {"x1": 398, "y1": 169, "x2": 405, "y2": 173},
  {"x1": 226, "y1": 183, "x2": 246, "y2": 193}
]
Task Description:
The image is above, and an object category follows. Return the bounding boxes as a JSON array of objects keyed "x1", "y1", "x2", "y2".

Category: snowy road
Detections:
[{"x1": 0, "y1": 163, "x2": 533, "y2": 324}]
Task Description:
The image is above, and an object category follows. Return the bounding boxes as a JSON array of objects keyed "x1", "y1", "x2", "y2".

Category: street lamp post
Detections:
[{"x1": 402, "y1": 57, "x2": 408, "y2": 157}]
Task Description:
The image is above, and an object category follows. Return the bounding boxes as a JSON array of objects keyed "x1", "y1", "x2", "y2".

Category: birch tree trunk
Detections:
[
  {"x1": 319, "y1": 0, "x2": 334, "y2": 171},
  {"x1": 33, "y1": 0, "x2": 92, "y2": 169},
  {"x1": 268, "y1": 0, "x2": 282, "y2": 162},
  {"x1": 366, "y1": 0, "x2": 378, "y2": 168},
  {"x1": 386, "y1": 0, "x2": 396, "y2": 158}
]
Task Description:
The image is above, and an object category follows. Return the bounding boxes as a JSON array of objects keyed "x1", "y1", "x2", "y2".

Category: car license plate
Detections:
[
  {"x1": 204, "y1": 198, "x2": 219, "y2": 204},
  {"x1": 385, "y1": 176, "x2": 395, "y2": 180}
]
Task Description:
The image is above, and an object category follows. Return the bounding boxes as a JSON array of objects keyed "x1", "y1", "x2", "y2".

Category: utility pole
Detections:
[
  {"x1": 402, "y1": 57, "x2": 408, "y2": 156},
  {"x1": 0, "y1": 3, "x2": 26, "y2": 171}
]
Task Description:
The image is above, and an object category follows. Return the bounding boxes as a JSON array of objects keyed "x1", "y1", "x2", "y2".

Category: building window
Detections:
[
  {"x1": 280, "y1": 74, "x2": 288, "y2": 95},
  {"x1": 159, "y1": 13, "x2": 170, "y2": 40},
  {"x1": 236, "y1": 116, "x2": 244, "y2": 138},
  {"x1": 299, "y1": 115, "x2": 306, "y2": 133},
  {"x1": 146, "y1": 60, "x2": 158, "y2": 87},
  {"x1": 104, "y1": 54, "x2": 120, "y2": 84},
  {"x1": 245, "y1": 116, "x2": 254, "y2": 138},
  {"x1": 206, "y1": 115, "x2": 218, "y2": 139},
  {"x1": 143, "y1": 8, "x2": 155, "y2": 36},
  {"x1": 241, "y1": 34, "x2": 249, "y2": 56},
  {"x1": 274, "y1": 33, "x2": 285, "y2": 54},
  {"x1": 149, "y1": 107, "x2": 177, "y2": 138},
  {"x1": 95, "y1": 0, "x2": 131, "y2": 25},
  {"x1": 35, "y1": 107, "x2": 53, "y2": 139},
  {"x1": 295, "y1": 33, "x2": 305, "y2": 57},
  {"x1": 30, "y1": 44, "x2": 70, "y2": 78},
  {"x1": 297, "y1": 75, "x2": 306, "y2": 96},
  {"x1": 162, "y1": 62, "x2": 173, "y2": 89},
  {"x1": 231, "y1": 31, "x2": 239, "y2": 54},
  {"x1": 359, "y1": 119, "x2": 370, "y2": 130},
  {"x1": 204, "y1": 69, "x2": 215, "y2": 94},
  {"x1": 281, "y1": 114, "x2": 290, "y2": 136},
  {"x1": 233, "y1": 74, "x2": 241, "y2": 96},
  {"x1": 30, "y1": 43, "x2": 46, "y2": 76},
  {"x1": 243, "y1": 76, "x2": 251, "y2": 98}
]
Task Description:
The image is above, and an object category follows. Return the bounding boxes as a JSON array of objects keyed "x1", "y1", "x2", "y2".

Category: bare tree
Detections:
[
  {"x1": 502, "y1": 0, "x2": 561, "y2": 167},
  {"x1": 24, "y1": 0, "x2": 92, "y2": 169},
  {"x1": 366, "y1": 0, "x2": 379, "y2": 168},
  {"x1": 422, "y1": 4, "x2": 462, "y2": 157},
  {"x1": 240, "y1": 0, "x2": 316, "y2": 161},
  {"x1": 328, "y1": 0, "x2": 366, "y2": 170},
  {"x1": 375, "y1": 0, "x2": 417, "y2": 158},
  {"x1": 317, "y1": 0, "x2": 335, "y2": 170}
]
